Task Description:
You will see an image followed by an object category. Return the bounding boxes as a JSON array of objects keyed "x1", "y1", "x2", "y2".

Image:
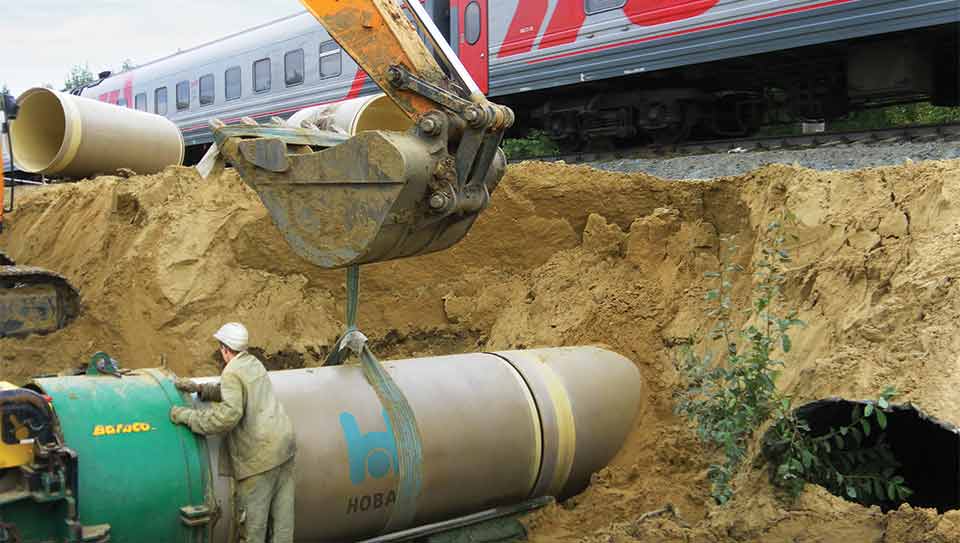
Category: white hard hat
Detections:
[{"x1": 213, "y1": 322, "x2": 248, "y2": 352}]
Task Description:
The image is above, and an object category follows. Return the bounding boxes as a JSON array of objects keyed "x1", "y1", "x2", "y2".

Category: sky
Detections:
[{"x1": 2, "y1": 1, "x2": 306, "y2": 95}]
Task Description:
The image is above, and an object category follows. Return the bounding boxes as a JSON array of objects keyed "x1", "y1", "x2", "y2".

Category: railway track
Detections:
[{"x1": 510, "y1": 122, "x2": 960, "y2": 164}]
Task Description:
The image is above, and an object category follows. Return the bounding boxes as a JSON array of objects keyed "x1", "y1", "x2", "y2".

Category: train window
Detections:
[
  {"x1": 155, "y1": 87, "x2": 168, "y2": 115},
  {"x1": 225, "y1": 67, "x2": 241, "y2": 101},
  {"x1": 176, "y1": 81, "x2": 190, "y2": 110},
  {"x1": 254, "y1": 58, "x2": 271, "y2": 93},
  {"x1": 319, "y1": 41, "x2": 341, "y2": 79},
  {"x1": 135, "y1": 93, "x2": 147, "y2": 111},
  {"x1": 464, "y1": 1, "x2": 481, "y2": 45},
  {"x1": 199, "y1": 74, "x2": 215, "y2": 105},
  {"x1": 584, "y1": 0, "x2": 626, "y2": 14},
  {"x1": 285, "y1": 49, "x2": 304, "y2": 87},
  {"x1": 117, "y1": 97, "x2": 127, "y2": 108}
]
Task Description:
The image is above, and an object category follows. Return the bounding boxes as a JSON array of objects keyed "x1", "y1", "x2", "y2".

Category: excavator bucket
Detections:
[
  {"x1": 214, "y1": 120, "x2": 506, "y2": 269},
  {"x1": 0, "y1": 263, "x2": 81, "y2": 337},
  {"x1": 206, "y1": 0, "x2": 512, "y2": 269}
]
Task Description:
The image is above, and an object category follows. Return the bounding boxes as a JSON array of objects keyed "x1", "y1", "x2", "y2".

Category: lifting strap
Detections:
[{"x1": 326, "y1": 264, "x2": 424, "y2": 533}]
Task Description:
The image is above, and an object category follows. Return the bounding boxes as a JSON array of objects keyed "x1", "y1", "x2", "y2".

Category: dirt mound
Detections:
[{"x1": 2, "y1": 158, "x2": 960, "y2": 541}]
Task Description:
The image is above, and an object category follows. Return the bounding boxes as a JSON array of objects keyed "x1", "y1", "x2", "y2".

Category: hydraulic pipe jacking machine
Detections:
[{"x1": 0, "y1": 347, "x2": 642, "y2": 541}]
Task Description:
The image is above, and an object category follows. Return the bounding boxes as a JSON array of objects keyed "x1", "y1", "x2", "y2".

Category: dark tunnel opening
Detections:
[{"x1": 793, "y1": 399, "x2": 959, "y2": 513}]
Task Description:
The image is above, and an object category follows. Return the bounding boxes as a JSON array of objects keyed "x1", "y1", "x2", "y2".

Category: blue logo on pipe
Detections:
[{"x1": 340, "y1": 409, "x2": 398, "y2": 485}]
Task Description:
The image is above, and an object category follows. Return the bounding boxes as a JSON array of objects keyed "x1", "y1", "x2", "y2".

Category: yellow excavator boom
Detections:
[{"x1": 300, "y1": 0, "x2": 447, "y2": 119}]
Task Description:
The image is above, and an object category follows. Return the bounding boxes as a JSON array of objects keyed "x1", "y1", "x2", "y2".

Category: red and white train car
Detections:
[{"x1": 71, "y1": 0, "x2": 957, "y2": 156}]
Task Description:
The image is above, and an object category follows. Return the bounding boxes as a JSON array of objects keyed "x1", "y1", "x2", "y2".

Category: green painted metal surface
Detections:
[{"x1": 35, "y1": 368, "x2": 212, "y2": 542}]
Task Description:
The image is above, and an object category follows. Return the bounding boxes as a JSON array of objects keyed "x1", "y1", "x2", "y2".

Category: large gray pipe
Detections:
[
  {"x1": 10, "y1": 88, "x2": 183, "y2": 178},
  {"x1": 199, "y1": 346, "x2": 642, "y2": 542}
]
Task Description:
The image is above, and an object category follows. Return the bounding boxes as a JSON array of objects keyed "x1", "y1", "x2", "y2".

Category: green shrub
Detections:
[
  {"x1": 676, "y1": 217, "x2": 911, "y2": 506},
  {"x1": 766, "y1": 389, "x2": 912, "y2": 505},
  {"x1": 501, "y1": 130, "x2": 560, "y2": 159}
]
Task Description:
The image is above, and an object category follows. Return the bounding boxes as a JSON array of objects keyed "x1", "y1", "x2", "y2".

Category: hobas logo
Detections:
[{"x1": 339, "y1": 409, "x2": 400, "y2": 515}]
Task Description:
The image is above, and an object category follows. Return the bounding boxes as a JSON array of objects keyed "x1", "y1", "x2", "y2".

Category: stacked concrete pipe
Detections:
[{"x1": 10, "y1": 87, "x2": 184, "y2": 178}]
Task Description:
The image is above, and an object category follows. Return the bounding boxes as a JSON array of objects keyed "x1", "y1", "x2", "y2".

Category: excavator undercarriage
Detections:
[
  {"x1": 1, "y1": 95, "x2": 82, "y2": 338},
  {"x1": 0, "y1": 261, "x2": 81, "y2": 338}
]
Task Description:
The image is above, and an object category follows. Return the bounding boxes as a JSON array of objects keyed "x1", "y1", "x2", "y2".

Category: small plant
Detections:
[
  {"x1": 676, "y1": 216, "x2": 911, "y2": 505},
  {"x1": 501, "y1": 130, "x2": 560, "y2": 159},
  {"x1": 676, "y1": 217, "x2": 800, "y2": 503},
  {"x1": 766, "y1": 388, "x2": 912, "y2": 505}
]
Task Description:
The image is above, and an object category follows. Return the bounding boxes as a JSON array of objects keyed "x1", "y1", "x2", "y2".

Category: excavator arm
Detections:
[
  {"x1": 210, "y1": 0, "x2": 513, "y2": 269},
  {"x1": 301, "y1": 0, "x2": 452, "y2": 119}
]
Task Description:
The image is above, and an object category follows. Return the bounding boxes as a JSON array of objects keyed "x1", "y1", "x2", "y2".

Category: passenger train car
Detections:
[{"x1": 8, "y1": 0, "x2": 959, "y2": 168}]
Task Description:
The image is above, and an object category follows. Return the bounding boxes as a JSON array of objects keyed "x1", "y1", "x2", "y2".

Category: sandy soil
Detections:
[{"x1": 2, "y1": 158, "x2": 960, "y2": 542}]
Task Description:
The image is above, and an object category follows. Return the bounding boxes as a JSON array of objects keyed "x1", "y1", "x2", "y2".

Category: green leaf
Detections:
[
  {"x1": 877, "y1": 409, "x2": 887, "y2": 430},
  {"x1": 781, "y1": 334, "x2": 792, "y2": 353},
  {"x1": 878, "y1": 397, "x2": 889, "y2": 409},
  {"x1": 846, "y1": 486, "x2": 857, "y2": 498},
  {"x1": 834, "y1": 434, "x2": 844, "y2": 448},
  {"x1": 704, "y1": 271, "x2": 721, "y2": 278},
  {"x1": 887, "y1": 481, "x2": 897, "y2": 501},
  {"x1": 864, "y1": 403, "x2": 874, "y2": 417},
  {"x1": 862, "y1": 419, "x2": 871, "y2": 437},
  {"x1": 874, "y1": 479, "x2": 885, "y2": 499}
]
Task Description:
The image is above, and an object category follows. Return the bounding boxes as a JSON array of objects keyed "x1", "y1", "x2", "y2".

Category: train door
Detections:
[{"x1": 454, "y1": 0, "x2": 489, "y2": 93}]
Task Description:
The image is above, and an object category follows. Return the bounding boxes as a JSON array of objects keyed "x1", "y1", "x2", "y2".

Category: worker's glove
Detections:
[
  {"x1": 174, "y1": 377, "x2": 201, "y2": 394},
  {"x1": 169, "y1": 406, "x2": 189, "y2": 425}
]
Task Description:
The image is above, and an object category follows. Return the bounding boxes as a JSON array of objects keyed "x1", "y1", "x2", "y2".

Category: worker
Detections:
[{"x1": 169, "y1": 322, "x2": 297, "y2": 543}]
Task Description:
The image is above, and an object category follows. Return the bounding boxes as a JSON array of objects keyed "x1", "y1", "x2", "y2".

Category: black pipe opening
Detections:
[{"x1": 792, "y1": 399, "x2": 959, "y2": 512}]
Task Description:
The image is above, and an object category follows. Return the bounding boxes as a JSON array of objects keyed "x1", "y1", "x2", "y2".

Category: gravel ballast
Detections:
[{"x1": 590, "y1": 141, "x2": 960, "y2": 179}]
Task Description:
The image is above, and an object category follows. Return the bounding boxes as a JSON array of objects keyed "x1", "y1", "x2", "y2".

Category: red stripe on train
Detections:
[
  {"x1": 527, "y1": 0, "x2": 856, "y2": 64},
  {"x1": 182, "y1": 68, "x2": 368, "y2": 133},
  {"x1": 624, "y1": 0, "x2": 719, "y2": 27},
  {"x1": 499, "y1": 0, "x2": 550, "y2": 58},
  {"x1": 539, "y1": 0, "x2": 587, "y2": 50}
]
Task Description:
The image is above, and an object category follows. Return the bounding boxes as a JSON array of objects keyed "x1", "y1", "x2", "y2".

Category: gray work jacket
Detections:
[{"x1": 179, "y1": 352, "x2": 296, "y2": 480}]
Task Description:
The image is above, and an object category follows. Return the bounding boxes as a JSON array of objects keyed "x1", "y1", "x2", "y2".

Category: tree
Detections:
[{"x1": 63, "y1": 63, "x2": 96, "y2": 92}]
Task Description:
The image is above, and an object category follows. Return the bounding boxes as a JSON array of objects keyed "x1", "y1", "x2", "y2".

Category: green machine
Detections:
[{"x1": 0, "y1": 354, "x2": 214, "y2": 542}]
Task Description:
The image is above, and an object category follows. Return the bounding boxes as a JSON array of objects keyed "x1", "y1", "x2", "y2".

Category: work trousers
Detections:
[{"x1": 236, "y1": 458, "x2": 296, "y2": 543}]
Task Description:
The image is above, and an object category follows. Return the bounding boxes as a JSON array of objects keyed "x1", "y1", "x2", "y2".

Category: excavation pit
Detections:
[{"x1": 793, "y1": 399, "x2": 959, "y2": 513}]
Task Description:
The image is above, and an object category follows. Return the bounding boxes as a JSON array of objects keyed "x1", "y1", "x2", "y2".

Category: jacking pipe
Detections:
[
  {"x1": 10, "y1": 87, "x2": 184, "y2": 178},
  {"x1": 286, "y1": 94, "x2": 414, "y2": 136},
  {"x1": 0, "y1": 347, "x2": 641, "y2": 542}
]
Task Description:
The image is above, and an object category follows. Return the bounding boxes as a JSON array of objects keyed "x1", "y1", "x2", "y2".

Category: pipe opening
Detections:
[
  {"x1": 10, "y1": 91, "x2": 66, "y2": 173},
  {"x1": 353, "y1": 95, "x2": 413, "y2": 134},
  {"x1": 785, "y1": 399, "x2": 959, "y2": 512}
]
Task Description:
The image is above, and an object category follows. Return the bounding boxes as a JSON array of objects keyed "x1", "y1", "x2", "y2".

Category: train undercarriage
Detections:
[{"x1": 510, "y1": 24, "x2": 959, "y2": 149}]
